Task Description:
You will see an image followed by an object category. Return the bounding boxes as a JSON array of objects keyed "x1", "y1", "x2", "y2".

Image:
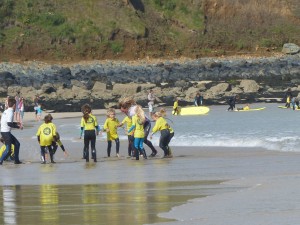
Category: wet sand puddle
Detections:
[{"x1": 0, "y1": 180, "x2": 226, "y2": 225}]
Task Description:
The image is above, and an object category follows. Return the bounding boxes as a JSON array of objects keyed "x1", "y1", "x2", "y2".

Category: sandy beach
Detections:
[{"x1": 1, "y1": 107, "x2": 300, "y2": 225}]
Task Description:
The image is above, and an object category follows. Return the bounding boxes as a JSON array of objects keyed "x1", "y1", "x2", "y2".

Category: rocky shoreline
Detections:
[{"x1": 0, "y1": 53, "x2": 300, "y2": 112}]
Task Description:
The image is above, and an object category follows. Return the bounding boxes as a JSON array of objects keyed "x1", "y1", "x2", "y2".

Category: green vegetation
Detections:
[{"x1": 0, "y1": 0, "x2": 300, "y2": 61}]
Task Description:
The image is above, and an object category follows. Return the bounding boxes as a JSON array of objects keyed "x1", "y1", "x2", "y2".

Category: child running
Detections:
[
  {"x1": 36, "y1": 114, "x2": 57, "y2": 164},
  {"x1": 80, "y1": 104, "x2": 100, "y2": 162},
  {"x1": 128, "y1": 105, "x2": 147, "y2": 160},
  {"x1": 119, "y1": 115, "x2": 134, "y2": 157},
  {"x1": 150, "y1": 108, "x2": 174, "y2": 158},
  {"x1": 103, "y1": 108, "x2": 121, "y2": 157}
]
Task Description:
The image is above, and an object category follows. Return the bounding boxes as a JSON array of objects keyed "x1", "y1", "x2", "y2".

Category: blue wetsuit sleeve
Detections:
[
  {"x1": 96, "y1": 125, "x2": 100, "y2": 132},
  {"x1": 128, "y1": 125, "x2": 135, "y2": 133}
]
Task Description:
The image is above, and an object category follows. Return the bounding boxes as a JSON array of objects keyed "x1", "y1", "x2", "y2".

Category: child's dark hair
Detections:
[
  {"x1": 44, "y1": 114, "x2": 52, "y2": 123},
  {"x1": 81, "y1": 104, "x2": 92, "y2": 122}
]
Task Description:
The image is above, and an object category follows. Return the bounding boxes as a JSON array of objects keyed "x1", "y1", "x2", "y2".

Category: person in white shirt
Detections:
[
  {"x1": 0, "y1": 97, "x2": 23, "y2": 165},
  {"x1": 147, "y1": 89, "x2": 155, "y2": 117}
]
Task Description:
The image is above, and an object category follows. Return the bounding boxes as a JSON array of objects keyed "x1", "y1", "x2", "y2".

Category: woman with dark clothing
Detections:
[{"x1": 227, "y1": 95, "x2": 237, "y2": 111}]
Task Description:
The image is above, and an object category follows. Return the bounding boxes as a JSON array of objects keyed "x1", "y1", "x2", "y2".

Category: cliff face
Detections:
[
  {"x1": 0, "y1": 0, "x2": 300, "y2": 62},
  {"x1": 1, "y1": 54, "x2": 300, "y2": 112}
]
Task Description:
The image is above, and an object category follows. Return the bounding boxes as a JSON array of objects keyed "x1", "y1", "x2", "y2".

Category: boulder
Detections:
[
  {"x1": 112, "y1": 83, "x2": 141, "y2": 96},
  {"x1": 71, "y1": 86, "x2": 91, "y2": 99},
  {"x1": 208, "y1": 83, "x2": 230, "y2": 94},
  {"x1": 282, "y1": 43, "x2": 300, "y2": 55},
  {"x1": 239, "y1": 80, "x2": 260, "y2": 93},
  {"x1": 0, "y1": 72, "x2": 16, "y2": 87}
]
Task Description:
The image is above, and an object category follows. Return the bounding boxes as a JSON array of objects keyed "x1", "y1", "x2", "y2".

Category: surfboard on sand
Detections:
[
  {"x1": 172, "y1": 106, "x2": 210, "y2": 115},
  {"x1": 278, "y1": 106, "x2": 300, "y2": 110},
  {"x1": 234, "y1": 107, "x2": 266, "y2": 112}
]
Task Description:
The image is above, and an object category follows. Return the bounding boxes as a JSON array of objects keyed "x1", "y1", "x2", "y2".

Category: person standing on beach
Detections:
[
  {"x1": 173, "y1": 97, "x2": 180, "y2": 115},
  {"x1": 0, "y1": 97, "x2": 23, "y2": 165},
  {"x1": 150, "y1": 109, "x2": 173, "y2": 158},
  {"x1": 119, "y1": 115, "x2": 134, "y2": 157},
  {"x1": 194, "y1": 92, "x2": 203, "y2": 106},
  {"x1": 227, "y1": 95, "x2": 238, "y2": 111},
  {"x1": 36, "y1": 104, "x2": 42, "y2": 121},
  {"x1": 103, "y1": 108, "x2": 121, "y2": 157},
  {"x1": 33, "y1": 95, "x2": 40, "y2": 120},
  {"x1": 18, "y1": 97, "x2": 25, "y2": 124},
  {"x1": 14, "y1": 92, "x2": 20, "y2": 122},
  {"x1": 36, "y1": 114, "x2": 57, "y2": 164},
  {"x1": 80, "y1": 104, "x2": 100, "y2": 162},
  {"x1": 119, "y1": 97, "x2": 158, "y2": 157},
  {"x1": 148, "y1": 89, "x2": 155, "y2": 117},
  {"x1": 284, "y1": 88, "x2": 292, "y2": 108},
  {"x1": 128, "y1": 105, "x2": 147, "y2": 160}
]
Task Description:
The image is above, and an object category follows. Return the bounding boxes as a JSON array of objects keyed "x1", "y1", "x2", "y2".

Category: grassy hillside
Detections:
[{"x1": 0, "y1": 0, "x2": 300, "y2": 62}]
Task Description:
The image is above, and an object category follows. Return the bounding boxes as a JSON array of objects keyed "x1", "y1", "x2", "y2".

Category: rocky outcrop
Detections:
[{"x1": 1, "y1": 54, "x2": 300, "y2": 112}]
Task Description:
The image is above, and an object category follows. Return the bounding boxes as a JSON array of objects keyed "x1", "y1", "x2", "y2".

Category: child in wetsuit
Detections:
[
  {"x1": 80, "y1": 104, "x2": 100, "y2": 162},
  {"x1": 128, "y1": 105, "x2": 147, "y2": 160},
  {"x1": 150, "y1": 108, "x2": 174, "y2": 158},
  {"x1": 119, "y1": 115, "x2": 134, "y2": 157},
  {"x1": 173, "y1": 97, "x2": 180, "y2": 115},
  {"x1": 36, "y1": 114, "x2": 57, "y2": 164},
  {"x1": 103, "y1": 108, "x2": 121, "y2": 157},
  {"x1": 51, "y1": 132, "x2": 68, "y2": 157}
]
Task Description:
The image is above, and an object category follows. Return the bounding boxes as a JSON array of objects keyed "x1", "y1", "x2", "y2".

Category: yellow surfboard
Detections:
[
  {"x1": 278, "y1": 106, "x2": 300, "y2": 110},
  {"x1": 234, "y1": 107, "x2": 266, "y2": 112},
  {"x1": 173, "y1": 106, "x2": 210, "y2": 115}
]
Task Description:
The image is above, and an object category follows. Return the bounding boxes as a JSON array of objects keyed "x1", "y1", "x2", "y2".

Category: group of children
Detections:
[
  {"x1": 0, "y1": 96, "x2": 174, "y2": 165},
  {"x1": 80, "y1": 98, "x2": 174, "y2": 162}
]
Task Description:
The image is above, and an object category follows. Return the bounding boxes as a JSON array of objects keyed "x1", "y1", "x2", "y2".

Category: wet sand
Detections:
[{"x1": 2, "y1": 143, "x2": 300, "y2": 224}]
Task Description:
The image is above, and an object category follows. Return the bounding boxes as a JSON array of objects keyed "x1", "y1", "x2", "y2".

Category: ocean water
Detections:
[{"x1": 18, "y1": 102, "x2": 300, "y2": 157}]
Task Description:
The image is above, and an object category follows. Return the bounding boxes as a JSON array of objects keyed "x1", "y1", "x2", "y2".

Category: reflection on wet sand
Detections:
[
  {"x1": 3, "y1": 186, "x2": 16, "y2": 225},
  {"x1": 0, "y1": 180, "x2": 223, "y2": 225}
]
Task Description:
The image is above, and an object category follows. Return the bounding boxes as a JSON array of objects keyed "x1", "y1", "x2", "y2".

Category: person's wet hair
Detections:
[{"x1": 81, "y1": 104, "x2": 92, "y2": 122}]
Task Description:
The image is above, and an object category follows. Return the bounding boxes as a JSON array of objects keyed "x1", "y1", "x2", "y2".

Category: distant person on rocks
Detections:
[{"x1": 194, "y1": 92, "x2": 203, "y2": 106}]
